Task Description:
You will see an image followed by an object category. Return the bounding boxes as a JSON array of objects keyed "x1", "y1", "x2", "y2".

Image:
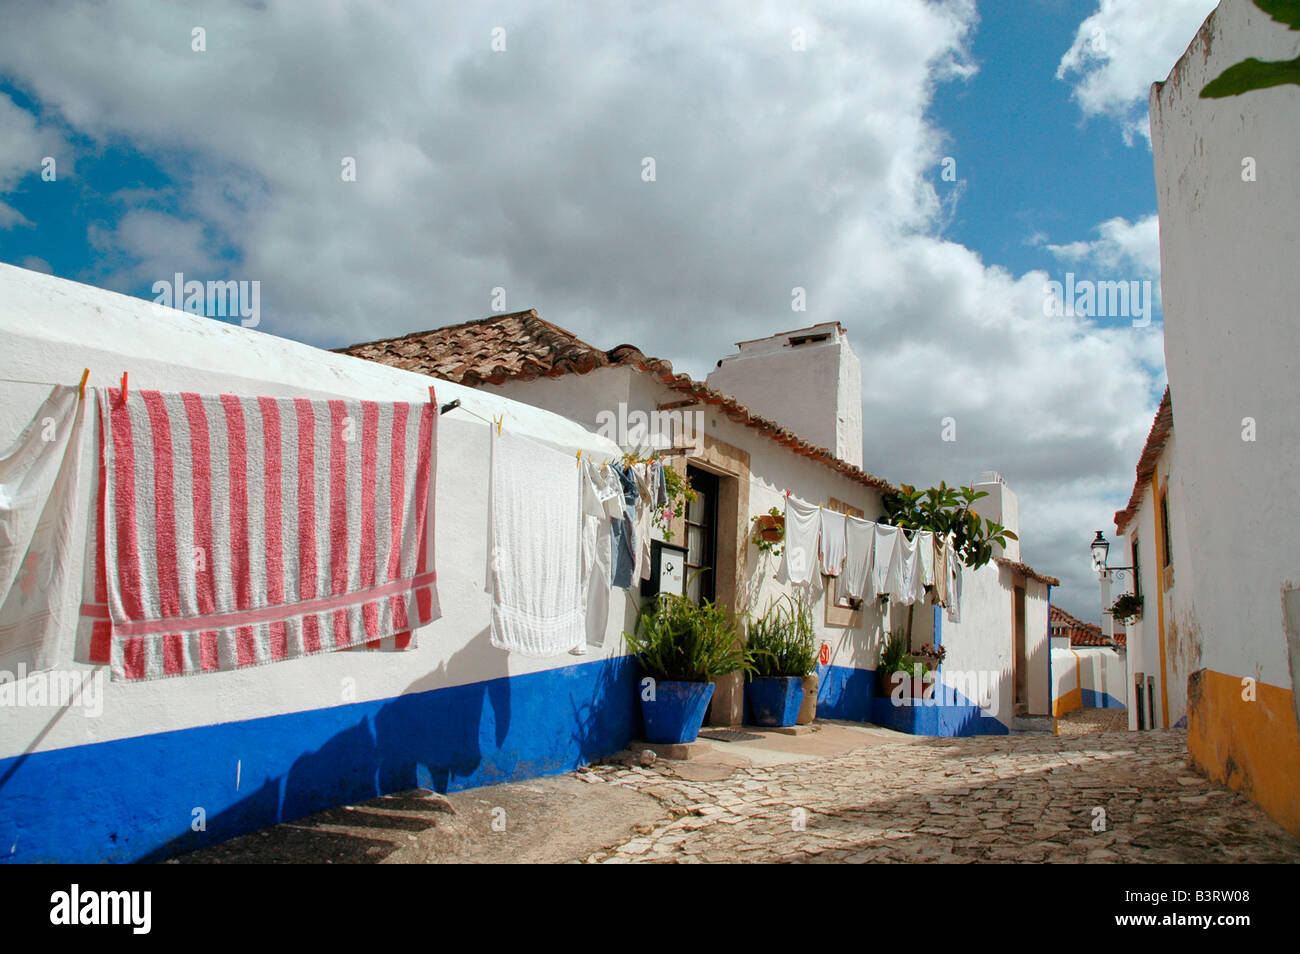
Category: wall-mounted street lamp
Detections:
[{"x1": 1090, "y1": 530, "x2": 1135, "y2": 585}]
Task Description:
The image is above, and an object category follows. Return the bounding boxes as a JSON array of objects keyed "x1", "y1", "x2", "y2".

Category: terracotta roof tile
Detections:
[
  {"x1": 337, "y1": 312, "x2": 899, "y2": 494},
  {"x1": 994, "y1": 556, "x2": 1060, "y2": 587},
  {"x1": 1050, "y1": 604, "x2": 1126, "y2": 647},
  {"x1": 1114, "y1": 387, "x2": 1172, "y2": 535}
]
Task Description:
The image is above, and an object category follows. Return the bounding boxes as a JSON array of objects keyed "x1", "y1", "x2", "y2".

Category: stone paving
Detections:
[{"x1": 577, "y1": 725, "x2": 1300, "y2": 864}]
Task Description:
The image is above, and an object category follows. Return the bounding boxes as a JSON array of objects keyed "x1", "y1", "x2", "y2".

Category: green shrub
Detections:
[
  {"x1": 746, "y1": 595, "x2": 817, "y2": 679},
  {"x1": 624, "y1": 593, "x2": 752, "y2": 683},
  {"x1": 877, "y1": 628, "x2": 911, "y2": 675}
]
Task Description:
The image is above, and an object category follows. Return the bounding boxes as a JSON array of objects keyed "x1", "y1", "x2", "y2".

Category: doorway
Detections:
[{"x1": 685, "y1": 466, "x2": 718, "y2": 605}]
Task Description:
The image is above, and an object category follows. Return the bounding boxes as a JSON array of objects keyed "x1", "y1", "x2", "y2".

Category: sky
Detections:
[{"x1": 0, "y1": 0, "x2": 1222, "y2": 621}]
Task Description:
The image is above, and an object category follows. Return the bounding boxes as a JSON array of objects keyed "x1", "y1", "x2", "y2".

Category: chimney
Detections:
[
  {"x1": 970, "y1": 471, "x2": 1020, "y2": 561},
  {"x1": 705, "y1": 322, "x2": 863, "y2": 468}
]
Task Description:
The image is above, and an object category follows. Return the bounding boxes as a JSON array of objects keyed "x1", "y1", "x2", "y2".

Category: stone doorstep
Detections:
[
  {"x1": 762, "y1": 723, "x2": 821, "y2": 737},
  {"x1": 629, "y1": 740, "x2": 715, "y2": 761}
]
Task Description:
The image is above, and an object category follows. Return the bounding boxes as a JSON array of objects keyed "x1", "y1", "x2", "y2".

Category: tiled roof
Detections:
[
  {"x1": 1114, "y1": 387, "x2": 1172, "y2": 535},
  {"x1": 1049, "y1": 605, "x2": 1126, "y2": 648},
  {"x1": 338, "y1": 311, "x2": 899, "y2": 494},
  {"x1": 994, "y1": 557, "x2": 1060, "y2": 587}
]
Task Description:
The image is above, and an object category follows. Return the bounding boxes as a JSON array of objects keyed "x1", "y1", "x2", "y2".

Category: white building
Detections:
[{"x1": 1144, "y1": 0, "x2": 1300, "y2": 835}]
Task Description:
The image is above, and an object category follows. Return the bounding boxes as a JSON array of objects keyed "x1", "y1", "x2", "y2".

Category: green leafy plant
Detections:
[
  {"x1": 749, "y1": 506, "x2": 786, "y2": 556},
  {"x1": 652, "y1": 462, "x2": 696, "y2": 542},
  {"x1": 745, "y1": 595, "x2": 817, "y2": 678},
  {"x1": 877, "y1": 628, "x2": 911, "y2": 676},
  {"x1": 624, "y1": 592, "x2": 753, "y2": 683},
  {"x1": 1109, "y1": 592, "x2": 1144, "y2": 625},
  {"x1": 881, "y1": 482, "x2": 1018, "y2": 572},
  {"x1": 1201, "y1": 1, "x2": 1300, "y2": 98},
  {"x1": 881, "y1": 481, "x2": 1020, "y2": 645}
]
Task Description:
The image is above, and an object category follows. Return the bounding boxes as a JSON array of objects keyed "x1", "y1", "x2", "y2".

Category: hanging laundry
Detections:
[
  {"x1": 632, "y1": 462, "x2": 655, "y2": 582},
  {"x1": 580, "y1": 458, "x2": 622, "y2": 648},
  {"x1": 652, "y1": 460, "x2": 669, "y2": 510},
  {"x1": 489, "y1": 428, "x2": 584, "y2": 656},
  {"x1": 933, "y1": 534, "x2": 950, "y2": 607},
  {"x1": 80, "y1": 389, "x2": 436, "y2": 681},
  {"x1": 0, "y1": 385, "x2": 86, "y2": 675},
  {"x1": 945, "y1": 537, "x2": 963, "y2": 623},
  {"x1": 918, "y1": 529, "x2": 936, "y2": 591},
  {"x1": 838, "y1": 514, "x2": 874, "y2": 602},
  {"x1": 818, "y1": 507, "x2": 847, "y2": 577},
  {"x1": 609, "y1": 463, "x2": 638, "y2": 589},
  {"x1": 870, "y1": 523, "x2": 903, "y2": 599},
  {"x1": 782, "y1": 496, "x2": 820, "y2": 586},
  {"x1": 895, "y1": 529, "x2": 923, "y2": 605}
]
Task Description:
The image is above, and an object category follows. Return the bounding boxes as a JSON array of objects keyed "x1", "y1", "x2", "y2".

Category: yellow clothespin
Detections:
[
  {"x1": 496, "y1": 415, "x2": 503, "y2": 436},
  {"x1": 78, "y1": 368, "x2": 90, "y2": 401},
  {"x1": 576, "y1": 449, "x2": 582, "y2": 469}
]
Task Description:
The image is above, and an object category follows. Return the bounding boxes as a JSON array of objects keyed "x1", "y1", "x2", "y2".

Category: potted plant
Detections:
[
  {"x1": 1109, "y1": 593, "x2": 1143, "y2": 625},
  {"x1": 624, "y1": 593, "x2": 753, "y2": 744},
  {"x1": 745, "y1": 596, "x2": 817, "y2": 727},
  {"x1": 875, "y1": 629, "x2": 933, "y2": 699},
  {"x1": 749, "y1": 506, "x2": 786, "y2": 556}
]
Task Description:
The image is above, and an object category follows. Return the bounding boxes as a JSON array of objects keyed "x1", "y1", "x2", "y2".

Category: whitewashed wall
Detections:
[{"x1": 0, "y1": 263, "x2": 626, "y2": 764}]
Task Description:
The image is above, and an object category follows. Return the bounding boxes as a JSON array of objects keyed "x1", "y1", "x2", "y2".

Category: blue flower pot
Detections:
[
  {"x1": 747, "y1": 676, "x2": 805, "y2": 727},
  {"x1": 641, "y1": 680, "x2": 715, "y2": 744}
]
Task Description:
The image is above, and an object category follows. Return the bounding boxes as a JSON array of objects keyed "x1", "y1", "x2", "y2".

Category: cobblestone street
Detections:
[
  {"x1": 579, "y1": 723, "x2": 1300, "y2": 863},
  {"x1": 181, "y1": 719, "x2": 1300, "y2": 864}
]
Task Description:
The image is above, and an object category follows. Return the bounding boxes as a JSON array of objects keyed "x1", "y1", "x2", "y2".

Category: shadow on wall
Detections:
[{"x1": 0, "y1": 629, "x2": 638, "y2": 864}]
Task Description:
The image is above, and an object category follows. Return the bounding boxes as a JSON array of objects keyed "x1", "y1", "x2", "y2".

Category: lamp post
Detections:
[
  {"x1": 1089, "y1": 530, "x2": 1136, "y2": 644},
  {"x1": 1089, "y1": 530, "x2": 1135, "y2": 585}
]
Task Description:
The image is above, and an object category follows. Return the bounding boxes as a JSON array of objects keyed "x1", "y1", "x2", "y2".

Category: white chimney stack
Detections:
[{"x1": 706, "y1": 322, "x2": 863, "y2": 468}]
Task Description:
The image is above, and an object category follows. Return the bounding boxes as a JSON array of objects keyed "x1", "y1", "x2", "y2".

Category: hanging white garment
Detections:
[
  {"x1": 489, "y1": 429, "x2": 584, "y2": 656},
  {"x1": 895, "y1": 529, "x2": 923, "y2": 605},
  {"x1": 632, "y1": 463, "x2": 655, "y2": 582},
  {"x1": 945, "y1": 537, "x2": 962, "y2": 623},
  {"x1": 782, "y1": 496, "x2": 820, "y2": 586},
  {"x1": 818, "y1": 507, "x2": 847, "y2": 577},
  {"x1": 870, "y1": 523, "x2": 903, "y2": 598},
  {"x1": 838, "y1": 514, "x2": 874, "y2": 601},
  {"x1": 578, "y1": 459, "x2": 621, "y2": 650},
  {"x1": 918, "y1": 530, "x2": 936, "y2": 590},
  {"x1": 0, "y1": 385, "x2": 86, "y2": 675}
]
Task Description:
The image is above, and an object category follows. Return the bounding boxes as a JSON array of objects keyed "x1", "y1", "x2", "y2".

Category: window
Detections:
[
  {"x1": 1131, "y1": 537, "x2": 1142, "y2": 600},
  {"x1": 1159, "y1": 494, "x2": 1173, "y2": 569}
]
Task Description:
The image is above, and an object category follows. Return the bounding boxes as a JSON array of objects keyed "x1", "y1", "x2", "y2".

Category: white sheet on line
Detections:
[{"x1": 489, "y1": 428, "x2": 584, "y2": 656}]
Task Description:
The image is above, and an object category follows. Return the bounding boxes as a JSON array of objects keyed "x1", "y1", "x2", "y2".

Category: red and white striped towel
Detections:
[{"x1": 78, "y1": 388, "x2": 438, "y2": 681}]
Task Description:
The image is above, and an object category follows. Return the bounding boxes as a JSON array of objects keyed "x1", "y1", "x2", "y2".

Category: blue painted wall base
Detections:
[
  {"x1": 1080, "y1": 689, "x2": 1127, "y2": 709},
  {"x1": 816, "y1": 664, "x2": 1009, "y2": 737},
  {"x1": 0, "y1": 655, "x2": 638, "y2": 864}
]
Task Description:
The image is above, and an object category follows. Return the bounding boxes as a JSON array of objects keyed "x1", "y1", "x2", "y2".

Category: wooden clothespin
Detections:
[
  {"x1": 120, "y1": 372, "x2": 128, "y2": 403},
  {"x1": 78, "y1": 368, "x2": 90, "y2": 401}
]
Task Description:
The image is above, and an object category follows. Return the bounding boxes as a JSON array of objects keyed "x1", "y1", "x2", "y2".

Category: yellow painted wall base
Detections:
[
  {"x1": 1187, "y1": 668, "x2": 1300, "y2": 837},
  {"x1": 1053, "y1": 688, "x2": 1082, "y2": 718}
]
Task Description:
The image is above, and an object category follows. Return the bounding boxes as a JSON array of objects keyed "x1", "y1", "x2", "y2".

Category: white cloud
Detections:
[
  {"x1": 1046, "y1": 213, "x2": 1161, "y2": 278},
  {"x1": 0, "y1": 0, "x2": 1165, "y2": 620},
  {"x1": 1057, "y1": 0, "x2": 1218, "y2": 144}
]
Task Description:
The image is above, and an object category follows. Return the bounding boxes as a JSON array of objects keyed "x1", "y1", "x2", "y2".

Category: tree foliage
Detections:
[{"x1": 880, "y1": 482, "x2": 1019, "y2": 571}]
